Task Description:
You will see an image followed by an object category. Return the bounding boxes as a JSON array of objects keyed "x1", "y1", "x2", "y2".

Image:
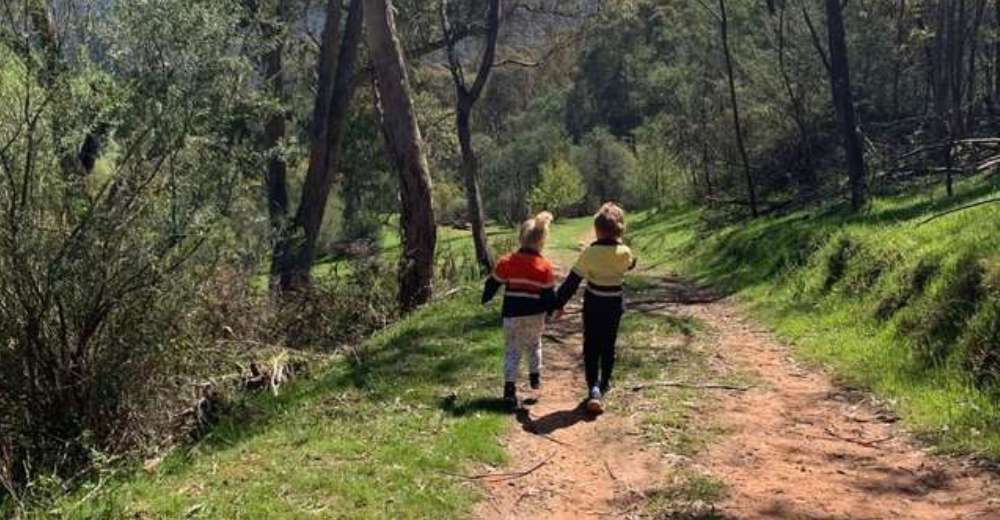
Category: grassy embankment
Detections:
[
  {"x1": 41, "y1": 225, "x2": 514, "y2": 518},
  {"x1": 50, "y1": 291, "x2": 508, "y2": 519},
  {"x1": 630, "y1": 177, "x2": 1000, "y2": 458}
]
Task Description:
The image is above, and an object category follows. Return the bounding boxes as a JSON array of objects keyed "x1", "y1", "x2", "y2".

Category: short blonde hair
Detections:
[
  {"x1": 594, "y1": 202, "x2": 625, "y2": 239},
  {"x1": 519, "y1": 211, "x2": 553, "y2": 250}
]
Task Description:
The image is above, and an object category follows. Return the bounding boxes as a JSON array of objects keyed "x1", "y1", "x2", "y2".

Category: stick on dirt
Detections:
[
  {"x1": 630, "y1": 380, "x2": 751, "y2": 392},
  {"x1": 442, "y1": 452, "x2": 556, "y2": 481},
  {"x1": 824, "y1": 427, "x2": 894, "y2": 448}
]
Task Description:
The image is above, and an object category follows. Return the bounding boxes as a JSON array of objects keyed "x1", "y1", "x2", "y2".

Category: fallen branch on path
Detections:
[
  {"x1": 823, "y1": 427, "x2": 894, "y2": 448},
  {"x1": 629, "y1": 380, "x2": 751, "y2": 392},
  {"x1": 440, "y1": 452, "x2": 556, "y2": 481}
]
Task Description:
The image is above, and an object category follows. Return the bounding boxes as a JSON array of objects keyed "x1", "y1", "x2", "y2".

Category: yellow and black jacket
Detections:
[{"x1": 555, "y1": 238, "x2": 637, "y2": 307}]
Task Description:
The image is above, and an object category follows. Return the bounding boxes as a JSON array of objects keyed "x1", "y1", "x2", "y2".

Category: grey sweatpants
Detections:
[{"x1": 503, "y1": 314, "x2": 545, "y2": 383}]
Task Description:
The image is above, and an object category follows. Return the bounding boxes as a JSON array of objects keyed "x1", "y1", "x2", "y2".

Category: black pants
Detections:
[{"x1": 582, "y1": 292, "x2": 623, "y2": 390}]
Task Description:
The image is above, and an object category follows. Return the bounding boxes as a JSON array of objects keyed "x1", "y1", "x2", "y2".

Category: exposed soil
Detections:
[{"x1": 475, "y1": 257, "x2": 1000, "y2": 518}]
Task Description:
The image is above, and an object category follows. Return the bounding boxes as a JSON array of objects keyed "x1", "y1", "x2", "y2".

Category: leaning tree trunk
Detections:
[
  {"x1": 364, "y1": 0, "x2": 437, "y2": 311},
  {"x1": 261, "y1": 0, "x2": 292, "y2": 286},
  {"x1": 825, "y1": 0, "x2": 867, "y2": 211},
  {"x1": 718, "y1": 0, "x2": 758, "y2": 218},
  {"x1": 278, "y1": 0, "x2": 364, "y2": 290}
]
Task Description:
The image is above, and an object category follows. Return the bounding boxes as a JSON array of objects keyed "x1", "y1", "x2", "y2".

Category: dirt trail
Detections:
[
  {"x1": 685, "y1": 286, "x2": 1000, "y2": 520},
  {"x1": 475, "y1": 253, "x2": 1000, "y2": 518},
  {"x1": 474, "y1": 293, "x2": 661, "y2": 519}
]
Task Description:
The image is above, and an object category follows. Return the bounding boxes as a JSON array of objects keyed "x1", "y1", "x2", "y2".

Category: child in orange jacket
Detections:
[{"x1": 482, "y1": 212, "x2": 557, "y2": 409}]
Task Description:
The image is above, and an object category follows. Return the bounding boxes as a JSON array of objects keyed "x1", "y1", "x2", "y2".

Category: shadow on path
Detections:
[{"x1": 515, "y1": 404, "x2": 595, "y2": 436}]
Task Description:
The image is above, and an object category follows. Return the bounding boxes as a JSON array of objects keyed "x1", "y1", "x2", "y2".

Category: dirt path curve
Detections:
[
  {"x1": 680, "y1": 283, "x2": 1000, "y2": 520},
  {"x1": 476, "y1": 247, "x2": 1000, "y2": 519}
]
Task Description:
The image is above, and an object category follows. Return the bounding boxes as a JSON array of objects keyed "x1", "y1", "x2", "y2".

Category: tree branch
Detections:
[
  {"x1": 800, "y1": 0, "x2": 832, "y2": 74},
  {"x1": 467, "y1": 0, "x2": 501, "y2": 101}
]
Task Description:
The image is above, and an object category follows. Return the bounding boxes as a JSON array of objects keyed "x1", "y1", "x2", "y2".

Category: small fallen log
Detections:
[
  {"x1": 441, "y1": 452, "x2": 556, "y2": 481},
  {"x1": 629, "y1": 380, "x2": 751, "y2": 392},
  {"x1": 824, "y1": 427, "x2": 894, "y2": 448}
]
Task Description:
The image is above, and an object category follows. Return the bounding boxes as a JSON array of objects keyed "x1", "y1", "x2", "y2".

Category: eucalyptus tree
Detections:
[
  {"x1": 364, "y1": 0, "x2": 437, "y2": 310},
  {"x1": 440, "y1": 0, "x2": 501, "y2": 272}
]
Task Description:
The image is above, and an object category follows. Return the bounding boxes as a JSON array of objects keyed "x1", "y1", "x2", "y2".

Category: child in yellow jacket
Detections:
[{"x1": 553, "y1": 203, "x2": 636, "y2": 414}]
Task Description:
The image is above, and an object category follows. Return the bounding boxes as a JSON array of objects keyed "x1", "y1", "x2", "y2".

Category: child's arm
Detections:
[
  {"x1": 482, "y1": 257, "x2": 508, "y2": 305},
  {"x1": 482, "y1": 275, "x2": 502, "y2": 304},
  {"x1": 554, "y1": 271, "x2": 582, "y2": 310},
  {"x1": 540, "y1": 262, "x2": 558, "y2": 313},
  {"x1": 555, "y1": 250, "x2": 589, "y2": 309}
]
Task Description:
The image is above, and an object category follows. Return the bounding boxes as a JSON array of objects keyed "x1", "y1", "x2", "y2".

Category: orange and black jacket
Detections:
[{"x1": 482, "y1": 248, "x2": 557, "y2": 317}]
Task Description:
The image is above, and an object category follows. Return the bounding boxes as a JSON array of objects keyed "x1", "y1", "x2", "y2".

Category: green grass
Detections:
[
  {"x1": 45, "y1": 291, "x2": 513, "y2": 519},
  {"x1": 627, "y1": 176, "x2": 1000, "y2": 458}
]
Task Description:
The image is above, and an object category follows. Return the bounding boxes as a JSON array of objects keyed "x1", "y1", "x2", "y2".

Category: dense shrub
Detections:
[
  {"x1": 530, "y1": 157, "x2": 585, "y2": 217},
  {"x1": 0, "y1": 0, "x2": 265, "y2": 501}
]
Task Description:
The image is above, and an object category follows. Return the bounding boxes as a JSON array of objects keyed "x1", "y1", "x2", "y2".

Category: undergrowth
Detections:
[{"x1": 30, "y1": 290, "x2": 511, "y2": 519}]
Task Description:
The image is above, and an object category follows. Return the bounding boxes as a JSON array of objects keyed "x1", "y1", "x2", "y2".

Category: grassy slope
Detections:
[
  {"x1": 630, "y1": 177, "x2": 1000, "y2": 458},
  {"x1": 56, "y1": 291, "x2": 510, "y2": 519}
]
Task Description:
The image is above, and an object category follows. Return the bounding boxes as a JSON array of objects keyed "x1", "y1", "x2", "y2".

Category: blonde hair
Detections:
[
  {"x1": 594, "y1": 202, "x2": 626, "y2": 239},
  {"x1": 519, "y1": 211, "x2": 553, "y2": 250}
]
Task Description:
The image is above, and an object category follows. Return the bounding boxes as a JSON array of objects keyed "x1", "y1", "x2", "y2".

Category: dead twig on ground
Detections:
[
  {"x1": 604, "y1": 460, "x2": 618, "y2": 481},
  {"x1": 441, "y1": 452, "x2": 556, "y2": 481},
  {"x1": 629, "y1": 380, "x2": 751, "y2": 392},
  {"x1": 823, "y1": 427, "x2": 894, "y2": 448}
]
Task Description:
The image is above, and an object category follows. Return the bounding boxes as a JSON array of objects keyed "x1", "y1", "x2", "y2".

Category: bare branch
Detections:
[
  {"x1": 799, "y1": 0, "x2": 832, "y2": 74},
  {"x1": 467, "y1": 0, "x2": 501, "y2": 101}
]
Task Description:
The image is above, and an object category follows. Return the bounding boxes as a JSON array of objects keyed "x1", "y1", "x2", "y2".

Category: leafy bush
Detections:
[
  {"x1": 0, "y1": 0, "x2": 265, "y2": 502},
  {"x1": 530, "y1": 157, "x2": 585, "y2": 217},
  {"x1": 629, "y1": 117, "x2": 696, "y2": 209},
  {"x1": 433, "y1": 179, "x2": 468, "y2": 226},
  {"x1": 572, "y1": 127, "x2": 635, "y2": 210}
]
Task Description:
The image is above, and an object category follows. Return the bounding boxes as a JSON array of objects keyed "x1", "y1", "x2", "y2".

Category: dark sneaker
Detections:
[
  {"x1": 529, "y1": 373, "x2": 541, "y2": 390},
  {"x1": 503, "y1": 382, "x2": 518, "y2": 411},
  {"x1": 586, "y1": 386, "x2": 604, "y2": 415},
  {"x1": 599, "y1": 380, "x2": 610, "y2": 396}
]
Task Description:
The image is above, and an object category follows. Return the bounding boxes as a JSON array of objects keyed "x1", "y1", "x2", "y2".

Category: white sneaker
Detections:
[{"x1": 586, "y1": 386, "x2": 604, "y2": 414}]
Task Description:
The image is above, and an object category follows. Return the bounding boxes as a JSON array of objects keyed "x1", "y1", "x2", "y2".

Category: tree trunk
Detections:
[
  {"x1": 364, "y1": 0, "x2": 437, "y2": 311},
  {"x1": 995, "y1": 0, "x2": 1000, "y2": 105},
  {"x1": 278, "y1": 0, "x2": 364, "y2": 290},
  {"x1": 776, "y1": 5, "x2": 817, "y2": 202},
  {"x1": 893, "y1": 0, "x2": 907, "y2": 116},
  {"x1": 968, "y1": 0, "x2": 986, "y2": 131},
  {"x1": 825, "y1": 0, "x2": 867, "y2": 211},
  {"x1": 457, "y1": 103, "x2": 492, "y2": 272},
  {"x1": 260, "y1": 0, "x2": 291, "y2": 287},
  {"x1": 441, "y1": 0, "x2": 500, "y2": 273},
  {"x1": 718, "y1": 0, "x2": 758, "y2": 218}
]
